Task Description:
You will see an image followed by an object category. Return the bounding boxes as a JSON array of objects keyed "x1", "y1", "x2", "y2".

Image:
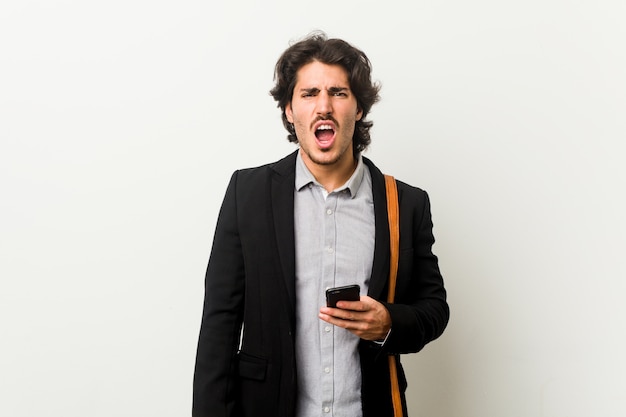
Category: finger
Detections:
[
  {"x1": 324, "y1": 317, "x2": 366, "y2": 334},
  {"x1": 320, "y1": 307, "x2": 358, "y2": 321},
  {"x1": 335, "y1": 300, "x2": 367, "y2": 311},
  {"x1": 319, "y1": 312, "x2": 350, "y2": 328}
]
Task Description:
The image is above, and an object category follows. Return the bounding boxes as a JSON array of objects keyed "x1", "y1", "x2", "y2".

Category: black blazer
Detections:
[{"x1": 193, "y1": 151, "x2": 449, "y2": 417}]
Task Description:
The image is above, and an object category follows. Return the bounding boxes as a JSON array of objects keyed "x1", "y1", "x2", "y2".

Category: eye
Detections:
[{"x1": 329, "y1": 88, "x2": 349, "y2": 97}]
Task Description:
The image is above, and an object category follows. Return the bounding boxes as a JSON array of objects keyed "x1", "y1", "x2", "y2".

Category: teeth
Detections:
[{"x1": 317, "y1": 124, "x2": 333, "y2": 130}]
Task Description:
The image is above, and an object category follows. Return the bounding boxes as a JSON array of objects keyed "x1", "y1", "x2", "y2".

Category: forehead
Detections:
[{"x1": 294, "y1": 61, "x2": 351, "y2": 89}]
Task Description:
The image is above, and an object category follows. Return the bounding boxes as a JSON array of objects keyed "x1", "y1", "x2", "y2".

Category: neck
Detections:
[{"x1": 302, "y1": 152, "x2": 357, "y2": 192}]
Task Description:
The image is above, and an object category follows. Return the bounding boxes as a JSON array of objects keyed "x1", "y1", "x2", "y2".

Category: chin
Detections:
[{"x1": 313, "y1": 154, "x2": 342, "y2": 166}]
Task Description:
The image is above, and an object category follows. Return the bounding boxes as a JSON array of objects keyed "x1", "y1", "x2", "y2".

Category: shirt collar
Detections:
[{"x1": 295, "y1": 149, "x2": 365, "y2": 199}]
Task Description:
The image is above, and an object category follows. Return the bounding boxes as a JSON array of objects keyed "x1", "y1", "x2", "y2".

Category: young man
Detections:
[{"x1": 193, "y1": 33, "x2": 449, "y2": 417}]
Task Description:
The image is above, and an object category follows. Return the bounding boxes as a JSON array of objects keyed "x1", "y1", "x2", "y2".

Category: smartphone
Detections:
[{"x1": 326, "y1": 284, "x2": 360, "y2": 308}]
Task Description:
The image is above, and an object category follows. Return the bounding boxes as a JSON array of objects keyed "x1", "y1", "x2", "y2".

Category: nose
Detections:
[{"x1": 315, "y1": 91, "x2": 333, "y2": 116}]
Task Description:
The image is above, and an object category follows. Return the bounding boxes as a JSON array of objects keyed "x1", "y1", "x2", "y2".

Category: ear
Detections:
[
  {"x1": 356, "y1": 107, "x2": 363, "y2": 121},
  {"x1": 285, "y1": 103, "x2": 294, "y2": 123}
]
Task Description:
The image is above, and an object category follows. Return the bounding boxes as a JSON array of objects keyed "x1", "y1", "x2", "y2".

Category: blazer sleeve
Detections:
[
  {"x1": 381, "y1": 186, "x2": 449, "y2": 354},
  {"x1": 193, "y1": 171, "x2": 245, "y2": 417}
]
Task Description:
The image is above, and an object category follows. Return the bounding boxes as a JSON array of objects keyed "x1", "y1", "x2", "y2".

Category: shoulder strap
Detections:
[
  {"x1": 384, "y1": 174, "x2": 403, "y2": 417},
  {"x1": 384, "y1": 174, "x2": 400, "y2": 303}
]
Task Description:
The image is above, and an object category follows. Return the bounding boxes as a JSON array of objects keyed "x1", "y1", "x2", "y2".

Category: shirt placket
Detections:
[{"x1": 320, "y1": 191, "x2": 338, "y2": 415}]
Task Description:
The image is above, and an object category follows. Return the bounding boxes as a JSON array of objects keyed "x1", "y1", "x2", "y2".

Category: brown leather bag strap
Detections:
[
  {"x1": 384, "y1": 174, "x2": 403, "y2": 417},
  {"x1": 385, "y1": 175, "x2": 400, "y2": 304}
]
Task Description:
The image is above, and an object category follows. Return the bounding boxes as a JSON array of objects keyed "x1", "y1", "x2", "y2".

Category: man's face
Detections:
[{"x1": 286, "y1": 61, "x2": 363, "y2": 171}]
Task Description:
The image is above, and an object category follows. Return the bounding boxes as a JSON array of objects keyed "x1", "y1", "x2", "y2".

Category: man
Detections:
[{"x1": 193, "y1": 32, "x2": 449, "y2": 417}]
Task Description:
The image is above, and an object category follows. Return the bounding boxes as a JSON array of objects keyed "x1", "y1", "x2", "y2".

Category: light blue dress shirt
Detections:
[{"x1": 294, "y1": 150, "x2": 375, "y2": 417}]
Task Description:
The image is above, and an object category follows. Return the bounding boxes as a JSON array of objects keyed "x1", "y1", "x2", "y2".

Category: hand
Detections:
[{"x1": 319, "y1": 296, "x2": 391, "y2": 342}]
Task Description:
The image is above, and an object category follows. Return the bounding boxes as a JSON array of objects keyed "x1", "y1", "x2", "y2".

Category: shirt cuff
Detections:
[{"x1": 372, "y1": 328, "x2": 392, "y2": 346}]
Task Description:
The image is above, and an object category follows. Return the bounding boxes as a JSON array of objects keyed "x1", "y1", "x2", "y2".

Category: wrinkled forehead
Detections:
[{"x1": 293, "y1": 61, "x2": 351, "y2": 91}]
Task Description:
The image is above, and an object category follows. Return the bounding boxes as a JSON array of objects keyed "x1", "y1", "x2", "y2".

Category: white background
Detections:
[{"x1": 1, "y1": 1, "x2": 625, "y2": 416}]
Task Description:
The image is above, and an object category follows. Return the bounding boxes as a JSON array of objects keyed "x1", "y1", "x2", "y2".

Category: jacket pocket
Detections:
[{"x1": 237, "y1": 352, "x2": 267, "y2": 381}]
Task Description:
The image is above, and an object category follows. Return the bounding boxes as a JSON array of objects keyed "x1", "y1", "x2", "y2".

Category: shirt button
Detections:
[
  {"x1": 326, "y1": 209, "x2": 333, "y2": 215},
  {"x1": 324, "y1": 407, "x2": 330, "y2": 413},
  {"x1": 325, "y1": 326, "x2": 331, "y2": 332},
  {"x1": 327, "y1": 247, "x2": 334, "y2": 253},
  {"x1": 324, "y1": 367, "x2": 331, "y2": 373}
]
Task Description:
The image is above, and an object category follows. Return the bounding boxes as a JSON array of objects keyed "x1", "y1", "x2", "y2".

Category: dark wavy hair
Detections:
[{"x1": 270, "y1": 32, "x2": 381, "y2": 154}]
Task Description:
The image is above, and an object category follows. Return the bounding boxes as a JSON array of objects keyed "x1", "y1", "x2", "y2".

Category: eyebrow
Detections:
[
  {"x1": 298, "y1": 86, "x2": 349, "y2": 94},
  {"x1": 300, "y1": 87, "x2": 320, "y2": 95},
  {"x1": 328, "y1": 87, "x2": 348, "y2": 94}
]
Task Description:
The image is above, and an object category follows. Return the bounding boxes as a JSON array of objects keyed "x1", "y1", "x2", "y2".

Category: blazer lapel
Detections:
[
  {"x1": 270, "y1": 151, "x2": 298, "y2": 322},
  {"x1": 364, "y1": 157, "x2": 391, "y2": 301}
]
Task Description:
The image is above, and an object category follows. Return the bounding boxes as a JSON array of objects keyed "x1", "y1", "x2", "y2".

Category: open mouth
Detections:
[{"x1": 315, "y1": 123, "x2": 336, "y2": 144}]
